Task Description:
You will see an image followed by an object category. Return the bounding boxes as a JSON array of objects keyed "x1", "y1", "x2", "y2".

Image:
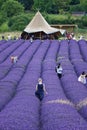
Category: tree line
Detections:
[
  {"x1": 0, "y1": 0, "x2": 87, "y2": 17},
  {"x1": 0, "y1": 0, "x2": 87, "y2": 32}
]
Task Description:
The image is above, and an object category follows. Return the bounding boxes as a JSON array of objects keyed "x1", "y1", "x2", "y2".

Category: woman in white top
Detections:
[
  {"x1": 55, "y1": 63, "x2": 63, "y2": 79},
  {"x1": 78, "y1": 72, "x2": 87, "y2": 84}
]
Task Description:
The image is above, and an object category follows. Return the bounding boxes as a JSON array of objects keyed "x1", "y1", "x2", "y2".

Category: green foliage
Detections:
[
  {"x1": 70, "y1": 4, "x2": 84, "y2": 12},
  {"x1": 70, "y1": 0, "x2": 80, "y2": 5},
  {"x1": 0, "y1": 0, "x2": 6, "y2": 9},
  {"x1": 45, "y1": 14, "x2": 76, "y2": 24},
  {"x1": 70, "y1": 0, "x2": 87, "y2": 12},
  {"x1": 0, "y1": 22, "x2": 10, "y2": 32},
  {"x1": 80, "y1": 0, "x2": 87, "y2": 12},
  {"x1": 8, "y1": 13, "x2": 31, "y2": 31},
  {"x1": 32, "y1": 0, "x2": 71, "y2": 13},
  {"x1": 0, "y1": 0, "x2": 87, "y2": 32},
  {"x1": 81, "y1": 16, "x2": 87, "y2": 27},
  {"x1": 1, "y1": 0, "x2": 24, "y2": 17},
  {"x1": 59, "y1": 9, "x2": 65, "y2": 15},
  {"x1": 18, "y1": 0, "x2": 34, "y2": 10},
  {"x1": 0, "y1": 12, "x2": 7, "y2": 25},
  {"x1": 32, "y1": 0, "x2": 46, "y2": 11}
]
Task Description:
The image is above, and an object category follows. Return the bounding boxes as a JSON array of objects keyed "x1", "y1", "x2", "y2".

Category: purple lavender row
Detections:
[
  {"x1": 58, "y1": 40, "x2": 74, "y2": 74},
  {"x1": 0, "y1": 41, "x2": 41, "y2": 111},
  {"x1": 0, "y1": 40, "x2": 50, "y2": 130},
  {"x1": 0, "y1": 39, "x2": 24, "y2": 64},
  {"x1": 58, "y1": 40, "x2": 87, "y2": 120},
  {"x1": 71, "y1": 60, "x2": 87, "y2": 76},
  {"x1": 78, "y1": 40, "x2": 87, "y2": 62},
  {"x1": 44, "y1": 40, "x2": 59, "y2": 59},
  {"x1": 43, "y1": 40, "x2": 59, "y2": 72},
  {"x1": 0, "y1": 40, "x2": 16, "y2": 53},
  {"x1": 0, "y1": 40, "x2": 7, "y2": 46},
  {"x1": 16, "y1": 40, "x2": 42, "y2": 68},
  {"x1": 41, "y1": 40, "x2": 87, "y2": 130},
  {"x1": 69, "y1": 40, "x2": 87, "y2": 76},
  {"x1": 17, "y1": 40, "x2": 50, "y2": 91},
  {"x1": 0, "y1": 40, "x2": 6, "y2": 44},
  {"x1": 58, "y1": 40, "x2": 69, "y2": 59},
  {"x1": 68, "y1": 40, "x2": 87, "y2": 120},
  {"x1": 0, "y1": 40, "x2": 31, "y2": 80},
  {"x1": 57, "y1": 40, "x2": 73, "y2": 73},
  {"x1": 69, "y1": 40, "x2": 83, "y2": 60}
]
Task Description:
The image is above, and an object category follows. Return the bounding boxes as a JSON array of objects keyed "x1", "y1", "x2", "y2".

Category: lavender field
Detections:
[{"x1": 0, "y1": 39, "x2": 87, "y2": 130}]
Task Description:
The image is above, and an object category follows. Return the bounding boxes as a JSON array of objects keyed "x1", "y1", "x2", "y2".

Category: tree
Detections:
[
  {"x1": 0, "y1": 12, "x2": 7, "y2": 25},
  {"x1": 80, "y1": 0, "x2": 87, "y2": 12},
  {"x1": 0, "y1": 0, "x2": 7, "y2": 9},
  {"x1": 52, "y1": 0, "x2": 71, "y2": 12},
  {"x1": 1, "y1": 0, "x2": 24, "y2": 17},
  {"x1": 32, "y1": 0, "x2": 44, "y2": 11},
  {"x1": 70, "y1": 0, "x2": 80, "y2": 5},
  {"x1": 18, "y1": 0, "x2": 34, "y2": 10},
  {"x1": 8, "y1": 14, "x2": 30, "y2": 31},
  {"x1": 33, "y1": 0, "x2": 71, "y2": 13}
]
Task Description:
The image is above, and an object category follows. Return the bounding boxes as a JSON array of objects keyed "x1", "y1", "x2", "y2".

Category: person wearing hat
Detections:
[{"x1": 35, "y1": 78, "x2": 48, "y2": 101}]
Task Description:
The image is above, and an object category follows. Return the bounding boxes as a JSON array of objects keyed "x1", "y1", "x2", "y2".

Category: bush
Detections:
[
  {"x1": 0, "y1": 12, "x2": 7, "y2": 25},
  {"x1": 8, "y1": 14, "x2": 31, "y2": 31},
  {"x1": 70, "y1": 4, "x2": 84, "y2": 12},
  {"x1": 0, "y1": 22, "x2": 10, "y2": 32},
  {"x1": 45, "y1": 14, "x2": 76, "y2": 24},
  {"x1": 1, "y1": 0, "x2": 24, "y2": 17},
  {"x1": 81, "y1": 16, "x2": 87, "y2": 27}
]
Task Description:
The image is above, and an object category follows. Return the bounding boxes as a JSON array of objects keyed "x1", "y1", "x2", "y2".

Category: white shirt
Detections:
[
  {"x1": 78, "y1": 75, "x2": 86, "y2": 84},
  {"x1": 11, "y1": 56, "x2": 18, "y2": 63},
  {"x1": 8, "y1": 35, "x2": 11, "y2": 40},
  {"x1": 57, "y1": 66, "x2": 63, "y2": 74},
  {"x1": 14, "y1": 56, "x2": 18, "y2": 63},
  {"x1": 30, "y1": 37, "x2": 33, "y2": 42}
]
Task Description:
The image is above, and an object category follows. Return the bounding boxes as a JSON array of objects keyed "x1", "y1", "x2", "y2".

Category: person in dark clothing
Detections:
[
  {"x1": 35, "y1": 78, "x2": 48, "y2": 101},
  {"x1": 2, "y1": 35, "x2": 5, "y2": 40}
]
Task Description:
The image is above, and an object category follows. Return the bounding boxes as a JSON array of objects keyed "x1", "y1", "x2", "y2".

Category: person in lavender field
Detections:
[
  {"x1": 78, "y1": 71, "x2": 87, "y2": 84},
  {"x1": 30, "y1": 35, "x2": 34, "y2": 43},
  {"x1": 11, "y1": 56, "x2": 18, "y2": 63},
  {"x1": 7, "y1": 34, "x2": 12, "y2": 40},
  {"x1": 2, "y1": 35, "x2": 5, "y2": 40},
  {"x1": 55, "y1": 63, "x2": 63, "y2": 79},
  {"x1": 35, "y1": 78, "x2": 48, "y2": 101}
]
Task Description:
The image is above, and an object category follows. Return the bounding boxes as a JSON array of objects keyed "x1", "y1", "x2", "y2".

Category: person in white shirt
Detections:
[
  {"x1": 78, "y1": 71, "x2": 87, "y2": 84},
  {"x1": 7, "y1": 34, "x2": 11, "y2": 40},
  {"x1": 55, "y1": 63, "x2": 63, "y2": 79},
  {"x1": 30, "y1": 36, "x2": 33, "y2": 43}
]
